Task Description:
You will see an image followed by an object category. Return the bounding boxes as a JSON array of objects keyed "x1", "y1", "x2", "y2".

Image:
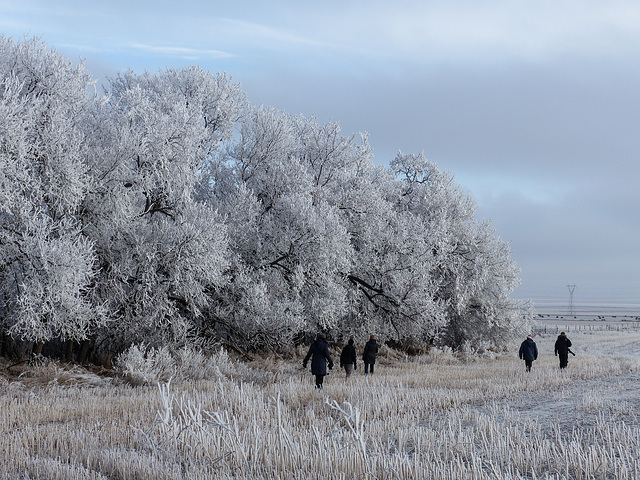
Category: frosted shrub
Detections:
[
  {"x1": 207, "y1": 348, "x2": 235, "y2": 377},
  {"x1": 115, "y1": 344, "x2": 176, "y2": 386},
  {"x1": 175, "y1": 346, "x2": 211, "y2": 380},
  {"x1": 416, "y1": 345, "x2": 458, "y2": 365},
  {"x1": 175, "y1": 346, "x2": 234, "y2": 380},
  {"x1": 459, "y1": 340, "x2": 500, "y2": 361},
  {"x1": 116, "y1": 344, "x2": 235, "y2": 385}
]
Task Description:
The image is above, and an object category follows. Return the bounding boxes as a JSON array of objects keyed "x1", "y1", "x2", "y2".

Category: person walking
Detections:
[
  {"x1": 518, "y1": 334, "x2": 538, "y2": 372},
  {"x1": 362, "y1": 335, "x2": 378, "y2": 374},
  {"x1": 303, "y1": 334, "x2": 333, "y2": 388},
  {"x1": 339, "y1": 338, "x2": 357, "y2": 378},
  {"x1": 554, "y1": 331, "x2": 572, "y2": 369}
]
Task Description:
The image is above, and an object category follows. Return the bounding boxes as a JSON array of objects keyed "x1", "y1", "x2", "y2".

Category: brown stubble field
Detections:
[{"x1": 2, "y1": 327, "x2": 640, "y2": 479}]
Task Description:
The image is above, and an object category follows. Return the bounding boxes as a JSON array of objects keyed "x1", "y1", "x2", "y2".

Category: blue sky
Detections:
[{"x1": 3, "y1": 0, "x2": 639, "y2": 310}]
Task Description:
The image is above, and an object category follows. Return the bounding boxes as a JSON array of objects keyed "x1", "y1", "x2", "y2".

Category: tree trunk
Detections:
[
  {"x1": 1, "y1": 328, "x2": 7, "y2": 357},
  {"x1": 77, "y1": 339, "x2": 91, "y2": 364},
  {"x1": 32, "y1": 341, "x2": 44, "y2": 356},
  {"x1": 65, "y1": 340, "x2": 74, "y2": 362}
]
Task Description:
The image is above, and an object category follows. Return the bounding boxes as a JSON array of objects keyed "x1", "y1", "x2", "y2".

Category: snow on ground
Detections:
[
  {"x1": 506, "y1": 370, "x2": 640, "y2": 435},
  {"x1": 479, "y1": 327, "x2": 640, "y2": 439},
  {"x1": 2, "y1": 326, "x2": 640, "y2": 478}
]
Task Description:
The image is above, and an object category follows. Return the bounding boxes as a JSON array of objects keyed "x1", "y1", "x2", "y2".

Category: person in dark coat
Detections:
[
  {"x1": 339, "y1": 338, "x2": 357, "y2": 378},
  {"x1": 303, "y1": 335, "x2": 333, "y2": 388},
  {"x1": 518, "y1": 334, "x2": 538, "y2": 372},
  {"x1": 554, "y1": 332, "x2": 572, "y2": 369},
  {"x1": 362, "y1": 335, "x2": 378, "y2": 374}
]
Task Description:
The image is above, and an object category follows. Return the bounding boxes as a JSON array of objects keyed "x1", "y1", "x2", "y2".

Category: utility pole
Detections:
[{"x1": 567, "y1": 284, "x2": 576, "y2": 316}]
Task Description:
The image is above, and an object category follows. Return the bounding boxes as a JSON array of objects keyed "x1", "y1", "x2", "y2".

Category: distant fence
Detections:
[{"x1": 533, "y1": 322, "x2": 640, "y2": 335}]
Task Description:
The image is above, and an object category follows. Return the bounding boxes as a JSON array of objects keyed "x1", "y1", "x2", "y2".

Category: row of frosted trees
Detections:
[{"x1": 0, "y1": 36, "x2": 528, "y2": 361}]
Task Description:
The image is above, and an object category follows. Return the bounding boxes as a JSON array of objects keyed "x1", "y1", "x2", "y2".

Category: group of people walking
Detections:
[
  {"x1": 519, "y1": 331, "x2": 573, "y2": 372},
  {"x1": 303, "y1": 334, "x2": 378, "y2": 388},
  {"x1": 304, "y1": 331, "x2": 573, "y2": 389}
]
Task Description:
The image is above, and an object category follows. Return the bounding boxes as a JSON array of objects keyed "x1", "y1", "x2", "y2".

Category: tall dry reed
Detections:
[{"x1": 1, "y1": 330, "x2": 640, "y2": 479}]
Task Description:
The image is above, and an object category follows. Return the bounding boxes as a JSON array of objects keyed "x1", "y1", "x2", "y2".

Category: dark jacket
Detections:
[
  {"x1": 340, "y1": 343, "x2": 357, "y2": 368},
  {"x1": 362, "y1": 339, "x2": 378, "y2": 364},
  {"x1": 554, "y1": 334, "x2": 572, "y2": 356},
  {"x1": 518, "y1": 338, "x2": 538, "y2": 362},
  {"x1": 304, "y1": 338, "x2": 333, "y2": 375}
]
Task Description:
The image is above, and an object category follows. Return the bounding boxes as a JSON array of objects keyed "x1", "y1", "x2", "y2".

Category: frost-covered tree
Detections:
[
  {"x1": 391, "y1": 151, "x2": 522, "y2": 348},
  {"x1": 1, "y1": 36, "x2": 527, "y2": 357},
  {"x1": 80, "y1": 67, "x2": 245, "y2": 353},
  {"x1": 0, "y1": 36, "x2": 105, "y2": 351},
  {"x1": 329, "y1": 154, "x2": 445, "y2": 343},
  {"x1": 203, "y1": 111, "x2": 451, "y2": 348},
  {"x1": 287, "y1": 120, "x2": 446, "y2": 343},
  {"x1": 202, "y1": 108, "x2": 526, "y2": 350},
  {"x1": 202, "y1": 107, "x2": 353, "y2": 349}
]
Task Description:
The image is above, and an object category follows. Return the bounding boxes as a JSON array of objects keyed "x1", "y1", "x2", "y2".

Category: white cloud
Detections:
[
  {"x1": 216, "y1": 18, "x2": 336, "y2": 49},
  {"x1": 456, "y1": 172, "x2": 567, "y2": 207},
  {"x1": 128, "y1": 43, "x2": 234, "y2": 59},
  {"x1": 8, "y1": 1, "x2": 640, "y2": 68},
  {"x1": 274, "y1": 1, "x2": 640, "y2": 64},
  {"x1": 57, "y1": 43, "x2": 109, "y2": 54}
]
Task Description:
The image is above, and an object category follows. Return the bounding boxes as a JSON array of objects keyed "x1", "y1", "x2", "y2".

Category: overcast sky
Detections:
[{"x1": 2, "y1": 0, "x2": 639, "y2": 310}]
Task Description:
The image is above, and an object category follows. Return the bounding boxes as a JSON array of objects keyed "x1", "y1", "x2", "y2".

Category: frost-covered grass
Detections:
[{"x1": 2, "y1": 330, "x2": 640, "y2": 479}]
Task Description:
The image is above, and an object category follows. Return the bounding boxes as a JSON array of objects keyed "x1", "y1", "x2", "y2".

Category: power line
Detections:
[{"x1": 567, "y1": 284, "x2": 576, "y2": 316}]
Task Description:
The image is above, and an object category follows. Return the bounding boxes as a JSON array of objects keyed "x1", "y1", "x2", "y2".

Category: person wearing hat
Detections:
[
  {"x1": 362, "y1": 334, "x2": 379, "y2": 374},
  {"x1": 518, "y1": 334, "x2": 538, "y2": 372},
  {"x1": 303, "y1": 334, "x2": 333, "y2": 388},
  {"x1": 554, "y1": 331, "x2": 573, "y2": 369}
]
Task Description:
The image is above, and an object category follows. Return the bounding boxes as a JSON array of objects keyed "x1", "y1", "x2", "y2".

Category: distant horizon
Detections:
[
  {"x1": 525, "y1": 298, "x2": 640, "y2": 317},
  {"x1": 515, "y1": 295, "x2": 640, "y2": 306},
  {"x1": 511, "y1": 281, "x2": 638, "y2": 306}
]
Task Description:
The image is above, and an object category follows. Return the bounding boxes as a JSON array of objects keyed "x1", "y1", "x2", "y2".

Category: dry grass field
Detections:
[{"x1": 2, "y1": 328, "x2": 640, "y2": 479}]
